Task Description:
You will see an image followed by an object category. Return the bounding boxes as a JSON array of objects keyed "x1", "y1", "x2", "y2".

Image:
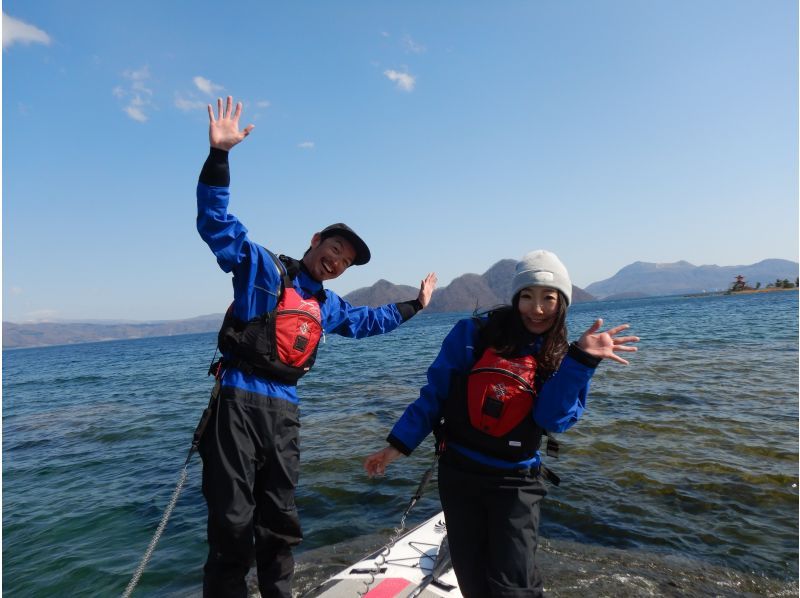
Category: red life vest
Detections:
[
  {"x1": 217, "y1": 253, "x2": 324, "y2": 385},
  {"x1": 443, "y1": 347, "x2": 544, "y2": 461},
  {"x1": 272, "y1": 286, "x2": 323, "y2": 368}
]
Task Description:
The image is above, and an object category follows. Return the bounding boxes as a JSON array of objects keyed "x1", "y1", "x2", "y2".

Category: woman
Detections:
[{"x1": 364, "y1": 250, "x2": 639, "y2": 597}]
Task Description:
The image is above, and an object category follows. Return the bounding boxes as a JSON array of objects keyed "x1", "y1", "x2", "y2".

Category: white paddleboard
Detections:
[{"x1": 303, "y1": 511, "x2": 462, "y2": 597}]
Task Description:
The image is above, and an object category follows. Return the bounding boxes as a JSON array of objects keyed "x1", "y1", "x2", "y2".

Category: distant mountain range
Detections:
[
  {"x1": 4, "y1": 258, "x2": 796, "y2": 349},
  {"x1": 344, "y1": 259, "x2": 595, "y2": 312},
  {"x1": 584, "y1": 258, "x2": 798, "y2": 299},
  {"x1": 3, "y1": 314, "x2": 224, "y2": 350}
]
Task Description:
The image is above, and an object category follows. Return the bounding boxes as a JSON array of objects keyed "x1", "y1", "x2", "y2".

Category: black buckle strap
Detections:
[
  {"x1": 208, "y1": 358, "x2": 223, "y2": 378},
  {"x1": 546, "y1": 433, "x2": 559, "y2": 458},
  {"x1": 539, "y1": 464, "x2": 560, "y2": 486}
]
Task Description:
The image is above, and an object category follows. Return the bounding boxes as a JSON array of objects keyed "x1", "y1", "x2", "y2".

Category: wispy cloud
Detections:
[
  {"x1": 384, "y1": 69, "x2": 416, "y2": 92},
  {"x1": 114, "y1": 66, "x2": 154, "y2": 122},
  {"x1": 174, "y1": 75, "x2": 221, "y2": 113},
  {"x1": 175, "y1": 75, "x2": 270, "y2": 116},
  {"x1": 3, "y1": 12, "x2": 52, "y2": 49},
  {"x1": 10, "y1": 286, "x2": 23, "y2": 295},
  {"x1": 174, "y1": 93, "x2": 207, "y2": 112},
  {"x1": 124, "y1": 97, "x2": 148, "y2": 122},
  {"x1": 403, "y1": 35, "x2": 426, "y2": 54},
  {"x1": 297, "y1": 141, "x2": 315, "y2": 150},
  {"x1": 193, "y1": 76, "x2": 223, "y2": 96}
]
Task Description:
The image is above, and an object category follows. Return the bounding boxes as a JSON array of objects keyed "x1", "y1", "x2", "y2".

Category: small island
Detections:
[{"x1": 727, "y1": 275, "x2": 798, "y2": 295}]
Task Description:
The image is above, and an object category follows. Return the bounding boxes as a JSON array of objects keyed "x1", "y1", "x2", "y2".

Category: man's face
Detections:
[{"x1": 302, "y1": 233, "x2": 357, "y2": 282}]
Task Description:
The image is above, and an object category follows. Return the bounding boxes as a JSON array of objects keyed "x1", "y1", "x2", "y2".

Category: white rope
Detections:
[
  {"x1": 359, "y1": 454, "x2": 440, "y2": 596},
  {"x1": 121, "y1": 465, "x2": 189, "y2": 598},
  {"x1": 357, "y1": 512, "x2": 410, "y2": 597}
]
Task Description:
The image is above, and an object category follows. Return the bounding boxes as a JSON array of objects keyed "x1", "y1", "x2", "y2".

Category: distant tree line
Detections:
[{"x1": 729, "y1": 275, "x2": 799, "y2": 292}]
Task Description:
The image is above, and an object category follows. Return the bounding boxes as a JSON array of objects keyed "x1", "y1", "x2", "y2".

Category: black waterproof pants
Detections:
[
  {"x1": 199, "y1": 386, "x2": 302, "y2": 598},
  {"x1": 438, "y1": 455, "x2": 547, "y2": 598}
]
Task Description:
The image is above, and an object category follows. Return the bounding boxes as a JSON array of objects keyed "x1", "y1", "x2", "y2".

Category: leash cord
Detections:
[
  {"x1": 121, "y1": 463, "x2": 190, "y2": 598},
  {"x1": 121, "y1": 374, "x2": 221, "y2": 597},
  {"x1": 357, "y1": 453, "x2": 439, "y2": 597}
]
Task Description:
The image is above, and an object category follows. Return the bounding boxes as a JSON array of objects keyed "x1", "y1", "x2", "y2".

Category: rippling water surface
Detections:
[{"x1": 3, "y1": 292, "x2": 798, "y2": 596}]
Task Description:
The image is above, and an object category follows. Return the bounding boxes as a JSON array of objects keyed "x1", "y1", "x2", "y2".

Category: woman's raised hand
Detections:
[{"x1": 576, "y1": 319, "x2": 640, "y2": 365}]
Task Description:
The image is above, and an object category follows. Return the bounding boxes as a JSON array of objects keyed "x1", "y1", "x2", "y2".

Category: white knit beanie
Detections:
[{"x1": 511, "y1": 250, "x2": 572, "y2": 306}]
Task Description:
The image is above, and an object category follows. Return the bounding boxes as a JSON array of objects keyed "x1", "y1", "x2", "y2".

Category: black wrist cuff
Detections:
[
  {"x1": 387, "y1": 434, "x2": 412, "y2": 456},
  {"x1": 199, "y1": 147, "x2": 230, "y2": 187},
  {"x1": 568, "y1": 342, "x2": 602, "y2": 368},
  {"x1": 396, "y1": 299, "x2": 423, "y2": 322}
]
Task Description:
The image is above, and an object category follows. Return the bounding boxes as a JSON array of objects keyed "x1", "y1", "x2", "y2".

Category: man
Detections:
[{"x1": 196, "y1": 96, "x2": 437, "y2": 598}]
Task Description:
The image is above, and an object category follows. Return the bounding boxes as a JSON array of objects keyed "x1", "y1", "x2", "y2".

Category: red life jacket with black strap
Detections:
[
  {"x1": 438, "y1": 318, "x2": 561, "y2": 470},
  {"x1": 443, "y1": 346, "x2": 545, "y2": 462},
  {"x1": 217, "y1": 252, "x2": 325, "y2": 385}
]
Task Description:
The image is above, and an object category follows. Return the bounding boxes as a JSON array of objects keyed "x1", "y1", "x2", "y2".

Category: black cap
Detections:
[{"x1": 319, "y1": 223, "x2": 371, "y2": 266}]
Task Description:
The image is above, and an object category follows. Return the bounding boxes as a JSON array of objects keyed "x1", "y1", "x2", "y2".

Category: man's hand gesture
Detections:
[
  {"x1": 417, "y1": 272, "x2": 438, "y2": 309},
  {"x1": 208, "y1": 96, "x2": 254, "y2": 151}
]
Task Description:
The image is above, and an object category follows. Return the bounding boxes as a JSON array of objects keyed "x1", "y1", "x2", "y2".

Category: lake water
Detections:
[{"x1": 3, "y1": 292, "x2": 798, "y2": 596}]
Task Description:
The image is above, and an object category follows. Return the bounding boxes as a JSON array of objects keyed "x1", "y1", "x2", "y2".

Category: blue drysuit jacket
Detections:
[
  {"x1": 197, "y1": 148, "x2": 419, "y2": 404},
  {"x1": 387, "y1": 317, "x2": 600, "y2": 470}
]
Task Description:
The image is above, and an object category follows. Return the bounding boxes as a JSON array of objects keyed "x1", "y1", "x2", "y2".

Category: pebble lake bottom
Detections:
[{"x1": 3, "y1": 292, "x2": 798, "y2": 597}]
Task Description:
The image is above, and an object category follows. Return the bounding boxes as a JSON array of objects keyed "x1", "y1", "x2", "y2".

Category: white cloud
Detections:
[
  {"x1": 256, "y1": 100, "x2": 271, "y2": 109},
  {"x1": 3, "y1": 12, "x2": 52, "y2": 49},
  {"x1": 114, "y1": 66, "x2": 154, "y2": 122},
  {"x1": 298, "y1": 141, "x2": 315, "y2": 149},
  {"x1": 193, "y1": 76, "x2": 223, "y2": 96},
  {"x1": 384, "y1": 69, "x2": 416, "y2": 92},
  {"x1": 10, "y1": 286, "x2": 23, "y2": 295},
  {"x1": 403, "y1": 35, "x2": 426, "y2": 54},
  {"x1": 174, "y1": 93, "x2": 207, "y2": 112},
  {"x1": 125, "y1": 100, "x2": 148, "y2": 123},
  {"x1": 124, "y1": 66, "x2": 153, "y2": 94}
]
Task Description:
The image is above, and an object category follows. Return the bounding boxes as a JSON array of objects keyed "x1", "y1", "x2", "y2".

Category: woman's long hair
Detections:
[{"x1": 477, "y1": 291, "x2": 569, "y2": 378}]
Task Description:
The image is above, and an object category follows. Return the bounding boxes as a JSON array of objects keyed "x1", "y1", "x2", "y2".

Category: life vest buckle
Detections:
[
  {"x1": 545, "y1": 433, "x2": 559, "y2": 458},
  {"x1": 539, "y1": 464, "x2": 560, "y2": 486},
  {"x1": 208, "y1": 358, "x2": 223, "y2": 378}
]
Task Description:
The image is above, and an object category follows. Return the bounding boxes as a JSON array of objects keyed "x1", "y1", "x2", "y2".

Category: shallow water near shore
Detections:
[{"x1": 3, "y1": 292, "x2": 798, "y2": 596}]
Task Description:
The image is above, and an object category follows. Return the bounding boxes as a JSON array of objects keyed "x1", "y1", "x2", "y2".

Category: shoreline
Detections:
[
  {"x1": 685, "y1": 287, "x2": 798, "y2": 298},
  {"x1": 728, "y1": 286, "x2": 798, "y2": 295}
]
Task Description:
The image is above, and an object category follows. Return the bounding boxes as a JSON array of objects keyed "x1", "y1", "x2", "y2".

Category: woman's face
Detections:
[{"x1": 517, "y1": 286, "x2": 560, "y2": 334}]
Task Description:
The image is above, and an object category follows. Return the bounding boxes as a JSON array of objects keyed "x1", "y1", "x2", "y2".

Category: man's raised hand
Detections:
[
  {"x1": 208, "y1": 96, "x2": 254, "y2": 151},
  {"x1": 417, "y1": 272, "x2": 438, "y2": 309}
]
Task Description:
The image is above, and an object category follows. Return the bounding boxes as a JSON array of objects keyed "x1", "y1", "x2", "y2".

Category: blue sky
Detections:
[{"x1": 3, "y1": 1, "x2": 797, "y2": 322}]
